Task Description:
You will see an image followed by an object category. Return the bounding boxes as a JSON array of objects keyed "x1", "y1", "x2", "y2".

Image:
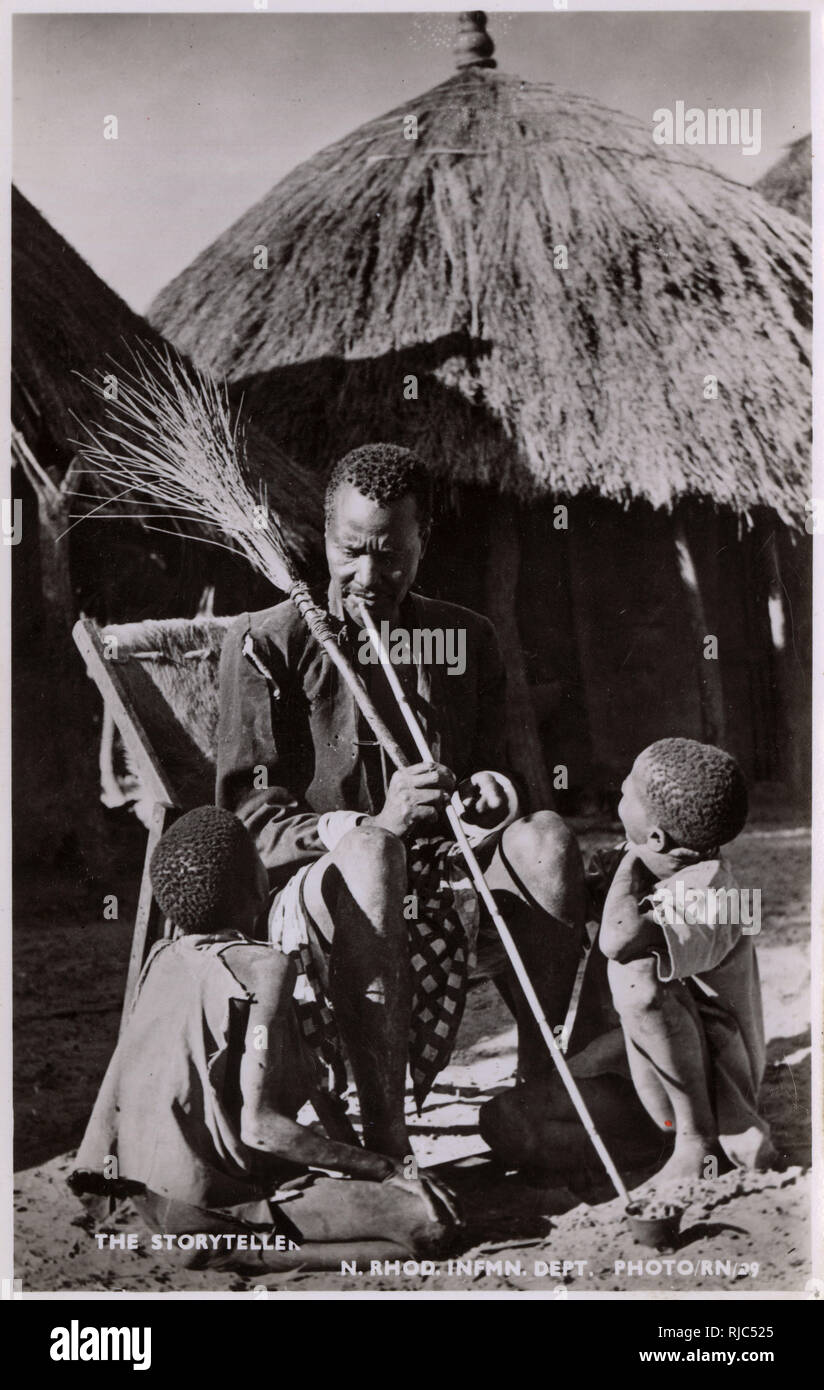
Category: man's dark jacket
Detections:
[{"x1": 216, "y1": 590, "x2": 509, "y2": 889}]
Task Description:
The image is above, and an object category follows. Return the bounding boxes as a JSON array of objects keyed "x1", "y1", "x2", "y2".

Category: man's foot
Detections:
[{"x1": 632, "y1": 1135, "x2": 717, "y2": 1195}]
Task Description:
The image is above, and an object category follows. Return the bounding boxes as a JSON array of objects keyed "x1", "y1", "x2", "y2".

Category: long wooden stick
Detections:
[
  {"x1": 288, "y1": 580, "x2": 409, "y2": 770},
  {"x1": 358, "y1": 601, "x2": 630, "y2": 1206}
]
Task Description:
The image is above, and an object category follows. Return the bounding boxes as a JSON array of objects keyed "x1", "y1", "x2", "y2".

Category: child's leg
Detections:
[
  {"x1": 607, "y1": 957, "x2": 718, "y2": 1183},
  {"x1": 140, "y1": 1175, "x2": 456, "y2": 1274},
  {"x1": 695, "y1": 942, "x2": 776, "y2": 1169}
]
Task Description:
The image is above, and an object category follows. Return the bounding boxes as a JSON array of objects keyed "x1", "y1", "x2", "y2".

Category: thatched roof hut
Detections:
[
  {"x1": 755, "y1": 134, "x2": 812, "y2": 224},
  {"x1": 11, "y1": 187, "x2": 323, "y2": 867},
  {"x1": 149, "y1": 15, "x2": 812, "y2": 805},
  {"x1": 12, "y1": 185, "x2": 322, "y2": 622},
  {"x1": 151, "y1": 22, "x2": 809, "y2": 525},
  {"x1": 12, "y1": 186, "x2": 168, "y2": 476}
]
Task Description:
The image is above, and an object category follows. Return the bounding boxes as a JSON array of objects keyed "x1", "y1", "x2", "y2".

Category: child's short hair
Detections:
[
  {"x1": 636, "y1": 738, "x2": 748, "y2": 854},
  {"x1": 149, "y1": 806, "x2": 259, "y2": 933}
]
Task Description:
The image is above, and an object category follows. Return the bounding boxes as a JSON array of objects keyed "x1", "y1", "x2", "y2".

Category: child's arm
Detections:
[
  {"x1": 599, "y1": 848, "x2": 664, "y2": 963},
  {"x1": 231, "y1": 946, "x2": 397, "y2": 1180}
]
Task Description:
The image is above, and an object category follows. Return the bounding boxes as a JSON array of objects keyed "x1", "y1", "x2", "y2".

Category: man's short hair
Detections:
[
  {"x1": 149, "y1": 806, "x2": 259, "y2": 934},
  {"x1": 324, "y1": 443, "x2": 433, "y2": 530},
  {"x1": 636, "y1": 738, "x2": 749, "y2": 854}
]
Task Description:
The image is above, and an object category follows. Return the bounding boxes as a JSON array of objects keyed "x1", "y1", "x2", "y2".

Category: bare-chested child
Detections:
[
  {"x1": 70, "y1": 807, "x2": 458, "y2": 1273},
  {"x1": 481, "y1": 739, "x2": 775, "y2": 1191}
]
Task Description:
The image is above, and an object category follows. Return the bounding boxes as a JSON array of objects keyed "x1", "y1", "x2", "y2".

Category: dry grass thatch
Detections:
[
  {"x1": 150, "y1": 68, "x2": 811, "y2": 524},
  {"x1": 755, "y1": 134, "x2": 812, "y2": 225},
  {"x1": 12, "y1": 186, "x2": 167, "y2": 470},
  {"x1": 12, "y1": 186, "x2": 322, "y2": 563}
]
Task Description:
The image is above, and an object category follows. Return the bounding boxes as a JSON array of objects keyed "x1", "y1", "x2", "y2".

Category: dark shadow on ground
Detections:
[
  {"x1": 434, "y1": 1155, "x2": 664, "y2": 1253},
  {"x1": 761, "y1": 1033, "x2": 812, "y2": 1169}
]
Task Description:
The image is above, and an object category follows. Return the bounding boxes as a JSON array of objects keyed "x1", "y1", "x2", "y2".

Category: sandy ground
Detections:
[{"x1": 13, "y1": 824, "x2": 812, "y2": 1296}]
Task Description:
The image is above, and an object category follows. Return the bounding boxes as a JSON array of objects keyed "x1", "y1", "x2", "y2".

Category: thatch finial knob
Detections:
[{"x1": 454, "y1": 11, "x2": 497, "y2": 70}]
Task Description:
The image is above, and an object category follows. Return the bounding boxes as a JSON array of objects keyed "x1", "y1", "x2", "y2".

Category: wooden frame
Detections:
[{"x1": 73, "y1": 617, "x2": 183, "y2": 1027}]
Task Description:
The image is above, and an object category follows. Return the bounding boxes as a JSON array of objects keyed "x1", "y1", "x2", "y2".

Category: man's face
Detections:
[{"x1": 325, "y1": 483, "x2": 427, "y2": 625}]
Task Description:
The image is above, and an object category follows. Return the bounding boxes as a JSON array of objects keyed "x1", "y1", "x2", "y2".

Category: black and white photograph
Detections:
[{"x1": 5, "y1": 1, "x2": 820, "y2": 1314}]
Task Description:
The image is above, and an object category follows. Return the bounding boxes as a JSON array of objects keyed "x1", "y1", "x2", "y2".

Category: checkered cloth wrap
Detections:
[{"x1": 280, "y1": 837, "x2": 476, "y2": 1114}]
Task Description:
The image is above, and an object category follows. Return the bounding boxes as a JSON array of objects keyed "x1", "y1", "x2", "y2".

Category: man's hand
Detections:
[
  {"x1": 457, "y1": 771, "x2": 510, "y2": 829},
  {"x1": 380, "y1": 1169, "x2": 463, "y2": 1234},
  {"x1": 373, "y1": 761, "x2": 456, "y2": 838}
]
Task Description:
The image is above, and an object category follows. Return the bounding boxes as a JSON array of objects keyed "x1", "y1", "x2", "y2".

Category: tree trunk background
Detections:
[
  {"x1": 12, "y1": 438, "x2": 138, "y2": 878},
  {"x1": 763, "y1": 525, "x2": 809, "y2": 800},
  {"x1": 673, "y1": 513, "x2": 726, "y2": 747},
  {"x1": 35, "y1": 490, "x2": 75, "y2": 653},
  {"x1": 484, "y1": 499, "x2": 553, "y2": 809}
]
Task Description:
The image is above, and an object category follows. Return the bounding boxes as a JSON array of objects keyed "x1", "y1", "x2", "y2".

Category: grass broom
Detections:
[{"x1": 73, "y1": 344, "x2": 408, "y2": 768}]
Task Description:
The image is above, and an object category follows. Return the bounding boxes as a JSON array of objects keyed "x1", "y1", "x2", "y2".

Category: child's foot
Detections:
[
  {"x1": 752, "y1": 1138, "x2": 780, "y2": 1171},
  {"x1": 721, "y1": 1127, "x2": 779, "y2": 1171}
]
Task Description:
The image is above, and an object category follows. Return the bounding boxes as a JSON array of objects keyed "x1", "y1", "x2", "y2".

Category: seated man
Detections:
[
  {"x1": 69, "y1": 807, "x2": 458, "y2": 1273},
  {"x1": 216, "y1": 443, "x2": 586, "y2": 1163},
  {"x1": 481, "y1": 739, "x2": 775, "y2": 1190}
]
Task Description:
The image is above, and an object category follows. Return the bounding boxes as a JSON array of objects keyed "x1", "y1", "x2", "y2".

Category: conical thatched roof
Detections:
[
  {"x1": 150, "y1": 63, "x2": 811, "y2": 525},
  {"x1": 755, "y1": 133, "x2": 811, "y2": 224},
  {"x1": 12, "y1": 185, "x2": 321, "y2": 559},
  {"x1": 12, "y1": 185, "x2": 168, "y2": 471}
]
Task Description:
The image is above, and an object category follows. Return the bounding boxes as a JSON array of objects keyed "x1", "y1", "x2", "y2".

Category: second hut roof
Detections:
[{"x1": 755, "y1": 133, "x2": 812, "y2": 225}]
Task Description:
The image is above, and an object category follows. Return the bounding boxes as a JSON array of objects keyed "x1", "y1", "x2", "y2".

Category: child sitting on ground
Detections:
[
  {"x1": 480, "y1": 738, "x2": 775, "y2": 1188},
  {"x1": 599, "y1": 737, "x2": 774, "y2": 1184},
  {"x1": 70, "y1": 806, "x2": 459, "y2": 1271}
]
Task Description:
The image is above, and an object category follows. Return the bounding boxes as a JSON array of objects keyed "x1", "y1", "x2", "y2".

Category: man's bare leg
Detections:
[
  {"x1": 303, "y1": 824, "x2": 412, "y2": 1159},
  {"x1": 607, "y1": 957, "x2": 718, "y2": 1184},
  {"x1": 481, "y1": 812, "x2": 586, "y2": 1083},
  {"x1": 480, "y1": 1072, "x2": 666, "y2": 1175}
]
